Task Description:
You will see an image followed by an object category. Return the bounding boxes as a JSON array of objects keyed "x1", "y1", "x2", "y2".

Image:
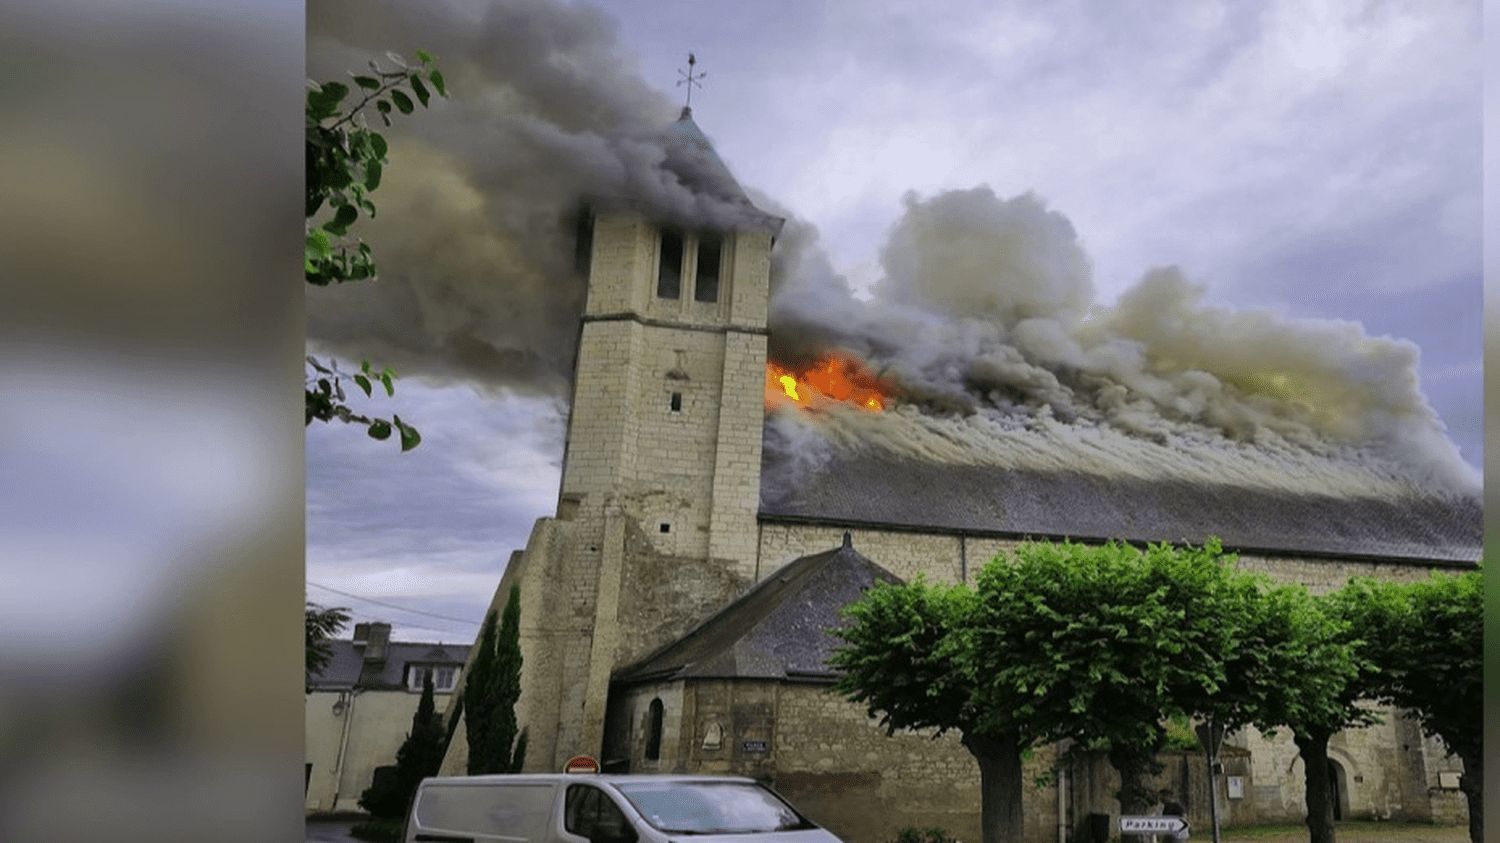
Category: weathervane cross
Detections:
[{"x1": 676, "y1": 52, "x2": 706, "y2": 110}]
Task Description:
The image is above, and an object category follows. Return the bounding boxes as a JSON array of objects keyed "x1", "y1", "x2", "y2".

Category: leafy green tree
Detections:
[
  {"x1": 465, "y1": 585, "x2": 528, "y2": 774},
  {"x1": 1347, "y1": 570, "x2": 1483, "y2": 843},
  {"x1": 973, "y1": 540, "x2": 1246, "y2": 819},
  {"x1": 359, "y1": 670, "x2": 446, "y2": 819},
  {"x1": 306, "y1": 602, "x2": 351, "y2": 687},
  {"x1": 1227, "y1": 584, "x2": 1371, "y2": 843},
  {"x1": 836, "y1": 541, "x2": 1256, "y2": 842},
  {"x1": 832, "y1": 579, "x2": 1025, "y2": 843},
  {"x1": 305, "y1": 50, "x2": 448, "y2": 450}
]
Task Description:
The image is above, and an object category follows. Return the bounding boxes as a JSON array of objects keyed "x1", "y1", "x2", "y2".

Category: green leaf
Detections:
[
  {"x1": 365, "y1": 160, "x2": 382, "y2": 191},
  {"x1": 410, "y1": 75, "x2": 430, "y2": 107},
  {"x1": 322, "y1": 204, "x2": 358, "y2": 235},
  {"x1": 353, "y1": 374, "x2": 373, "y2": 397},
  {"x1": 352, "y1": 75, "x2": 381, "y2": 90},
  {"x1": 306, "y1": 355, "x2": 332, "y2": 374},
  {"x1": 369, "y1": 132, "x2": 388, "y2": 159},
  {"x1": 428, "y1": 69, "x2": 446, "y2": 97},
  {"x1": 306, "y1": 82, "x2": 350, "y2": 121},
  {"x1": 416, "y1": 49, "x2": 434, "y2": 65},
  {"x1": 376, "y1": 99, "x2": 392, "y2": 115},
  {"x1": 305, "y1": 228, "x2": 332, "y2": 261},
  {"x1": 394, "y1": 416, "x2": 421, "y2": 451},
  {"x1": 367, "y1": 419, "x2": 392, "y2": 440},
  {"x1": 380, "y1": 371, "x2": 395, "y2": 397},
  {"x1": 390, "y1": 90, "x2": 414, "y2": 115}
]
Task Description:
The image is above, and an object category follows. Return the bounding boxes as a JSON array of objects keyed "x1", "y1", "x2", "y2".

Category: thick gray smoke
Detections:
[
  {"x1": 308, "y1": 0, "x2": 1476, "y2": 499},
  {"x1": 767, "y1": 187, "x2": 1478, "y2": 498},
  {"x1": 307, "y1": 0, "x2": 756, "y2": 395}
]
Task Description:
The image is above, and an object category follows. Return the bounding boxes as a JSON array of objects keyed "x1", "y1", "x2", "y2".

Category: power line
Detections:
[{"x1": 308, "y1": 581, "x2": 483, "y2": 627}]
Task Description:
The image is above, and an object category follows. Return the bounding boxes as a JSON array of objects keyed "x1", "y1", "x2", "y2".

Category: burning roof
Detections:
[{"x1": 758, "y1": 444, "x2": 1481, "y2": 564}]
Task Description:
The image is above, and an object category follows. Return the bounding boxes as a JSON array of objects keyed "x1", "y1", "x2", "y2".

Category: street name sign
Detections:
[{"x1": 1120, "y1": 816, "x2": 1189, "y2": 836}]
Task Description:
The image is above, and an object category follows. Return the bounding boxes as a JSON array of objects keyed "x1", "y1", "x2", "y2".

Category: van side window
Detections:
[{"x1": 565, "y1": 785, "x2": 637, "y2": 843}]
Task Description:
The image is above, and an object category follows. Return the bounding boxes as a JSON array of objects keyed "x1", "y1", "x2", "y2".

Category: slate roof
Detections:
[
  {"x1": 308, "y1": 639, "x2": 471, "y2": 692},
  {"x1": 660, "y1": 107, "x2": 783, "y2": 232},
  {"x1": 614, "y1": 535, "x2": 901, "y2": 684},
  {"x1": 758, "y1": 452, "x2": 1482, "y2": 565}
]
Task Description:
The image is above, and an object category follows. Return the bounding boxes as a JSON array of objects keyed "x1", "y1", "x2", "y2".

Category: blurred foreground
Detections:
[{"x1": 0, "y1": 1, "x2": 304, "y2": 840}]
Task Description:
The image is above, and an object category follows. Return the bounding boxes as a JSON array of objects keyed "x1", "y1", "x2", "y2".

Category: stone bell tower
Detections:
[
  {"x1": 560, "y1": 106, "x2": 781, "y2": 581},
  {"x1": 442, "y1": 107, "x2": 783, "y2": 775}
]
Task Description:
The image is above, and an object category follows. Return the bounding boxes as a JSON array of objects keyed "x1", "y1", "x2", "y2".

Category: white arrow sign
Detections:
[{"x1": 1120, "y1": 816, "x2": 1190, "y2": 835}]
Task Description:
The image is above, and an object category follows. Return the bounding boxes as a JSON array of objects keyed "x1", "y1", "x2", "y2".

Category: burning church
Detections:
[{"x1": 436, "y1": 106, "x2": 1478, "y2": 842}]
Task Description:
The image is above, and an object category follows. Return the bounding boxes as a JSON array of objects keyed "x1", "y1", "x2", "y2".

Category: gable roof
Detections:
[
  {"x1": 758, "y1": 451, "x2": 1482, "y2": 565},
  {"x1": 614, "y1": 536, "x2": 901, "y2": 685},
  {"x1": 308, "y1": 640, "x2": 471, "y2": 692}
]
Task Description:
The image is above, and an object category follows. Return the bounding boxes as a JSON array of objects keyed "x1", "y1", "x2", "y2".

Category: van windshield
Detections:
[{"x1": 614, "y1": 781, "x2": 817, "y2": 835}]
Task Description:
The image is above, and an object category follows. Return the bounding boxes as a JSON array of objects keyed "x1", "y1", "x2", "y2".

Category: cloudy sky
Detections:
[{"x1": 307, "y1": 0, "x2": 1480, "y2": 643}]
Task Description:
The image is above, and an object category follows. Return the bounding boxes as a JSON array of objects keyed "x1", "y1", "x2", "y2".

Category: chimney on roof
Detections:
[
  {"x1": 363, "y1": 622, "x2": 391, "y2": 664},
  {"x1": 842, "y1": 531, "x2": 852, "y2": 549},
  {"x1": 352, "y1": 622, "x2": 371, "y2": 644}
]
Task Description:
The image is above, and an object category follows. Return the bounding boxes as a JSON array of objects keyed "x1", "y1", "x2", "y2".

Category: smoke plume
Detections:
[
  {"x1": 307, "y1": 0, "x2": 756, "y2": 395},
  {"x1": 308, "y1": 0, "x2": 1477, "y2": 499},
  {"x1": 768, "y1": 187, "x2": 1477, "y2": 497}
]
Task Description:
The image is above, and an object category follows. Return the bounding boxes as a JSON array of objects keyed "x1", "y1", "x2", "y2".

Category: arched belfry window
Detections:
[
  {"x1": 657, "y1": 230, "x2": 683, "y2": 299},
  {"x1": 645, "y1": 698, "x2": 664, "y2": 761},
  {"x1": 694, "y1": 232, "x2": 722, "y2": 302}
]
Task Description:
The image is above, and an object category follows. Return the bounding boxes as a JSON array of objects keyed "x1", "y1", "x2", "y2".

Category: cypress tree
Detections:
[
  {"x1": 465, "y1": 585, "x2": 527, "y2": 774},
  {"x1": 464, "y1": 609, "x2": 498, "y2": 774},
  {"x1": 490, "y1": 584, "x2": 527, "y2": 772},
  {"x1": 360, "y1": 670, "x2": 445, "y2": 819}
]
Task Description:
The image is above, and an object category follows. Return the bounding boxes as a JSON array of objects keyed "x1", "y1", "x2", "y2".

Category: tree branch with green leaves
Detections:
[{"x1": 305, "y1": 50, "x2": 447, "y2": 450}]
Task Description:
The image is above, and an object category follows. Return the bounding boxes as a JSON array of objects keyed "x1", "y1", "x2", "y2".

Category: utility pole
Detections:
[{"x1": 1196, "y1": 715, "x2": 1225, "y2": 843}]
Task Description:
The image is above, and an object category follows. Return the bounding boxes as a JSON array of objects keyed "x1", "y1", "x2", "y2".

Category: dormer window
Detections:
[
  {"x1": 657, "y1": 229, "x2": 683, "y2": 299},
  {"x1": 407, "y1": 664, "x2": 459, "y2": 693},
  {"x1": 694, "y1": 233, "x2": 722, "y2": 302}
]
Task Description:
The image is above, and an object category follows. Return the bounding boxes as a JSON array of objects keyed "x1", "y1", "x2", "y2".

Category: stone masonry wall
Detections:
[
  {"x1": 617, "y1": 520, "x2": 751, "y2": 665},
  {"x1": 708, "y1": 329, "x2": 768, "y2": 579},
  {"x1": 458, "y1": 211, "x2": 777, "y2": 775},
  {"x1": 757, "y1": 519, "x2": 1470, "y2": 830}
]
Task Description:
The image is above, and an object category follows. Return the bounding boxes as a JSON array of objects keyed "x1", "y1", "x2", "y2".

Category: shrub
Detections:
[
  {"x1": 349, "y1": 817, "x2": 403, "y2": 842},
  {"x1": 890, "y1": 826, "x2": 961, "y2": 843}
]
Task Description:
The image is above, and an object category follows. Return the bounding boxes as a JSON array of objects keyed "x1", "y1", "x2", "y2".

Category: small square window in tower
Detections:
[
  {"x1": 657, "y1": 229, "x2": 683, "y2": 299},
  {"x1": 694, "y1": 232, "x2": 722, "y2": 302}
]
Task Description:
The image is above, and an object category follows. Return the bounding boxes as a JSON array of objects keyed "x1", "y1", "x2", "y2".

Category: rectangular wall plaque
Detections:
[{"x1": 742, "y1": 740, "x2": 768, "y2": 753}]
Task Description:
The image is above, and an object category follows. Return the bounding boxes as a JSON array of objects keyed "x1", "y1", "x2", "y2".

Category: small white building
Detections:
[{"x1": 305, "y1": 622, "x2": 470, "y2": 814}]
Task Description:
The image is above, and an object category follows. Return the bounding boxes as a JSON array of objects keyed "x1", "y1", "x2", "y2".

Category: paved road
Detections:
[
  {"x1": 306, "y1": 820, "x2": 359, "y2": 842},
  {"x1": 1222, "y1": 822, "x2": 1467, "y2": 843},
  {"x1": 307, "y1": 817, "x2": 1466, "y2": 843}
]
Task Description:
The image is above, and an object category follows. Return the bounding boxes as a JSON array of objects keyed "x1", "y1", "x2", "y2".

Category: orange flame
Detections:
[{"x1": 766, "y1": 354, "x2": 890, "y2": 412}]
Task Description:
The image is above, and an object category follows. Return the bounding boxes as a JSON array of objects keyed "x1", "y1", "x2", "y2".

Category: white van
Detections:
[{"x1": 401, "y1": 774, "x2": 844, "y2": 843}]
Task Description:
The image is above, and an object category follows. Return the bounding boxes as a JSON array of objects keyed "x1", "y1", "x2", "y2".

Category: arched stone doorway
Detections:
[{"x1": 1327, "y1": 758, "x2": 1350, "y2": 821}]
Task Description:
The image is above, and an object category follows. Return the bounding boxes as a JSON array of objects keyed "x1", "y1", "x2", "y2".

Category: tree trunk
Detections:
[
  {"x1": 1107, "y1": 745, "x2": 1163, "y2": 843},
  {"x1": 1458, "y1": 749, "x2": 1482, "y2": 843},
  {"x1": 1294, "y1": 730, "x2": 1336, "y2": 843},
  {"x1": 964, "y1": 732, "x2": 1025, "y2": 843}
]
